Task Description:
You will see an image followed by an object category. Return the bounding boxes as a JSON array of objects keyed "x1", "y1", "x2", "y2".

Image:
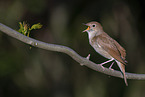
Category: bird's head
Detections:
[{"x1": 83, "y1": 21, "x2": 103, "y2": 33}]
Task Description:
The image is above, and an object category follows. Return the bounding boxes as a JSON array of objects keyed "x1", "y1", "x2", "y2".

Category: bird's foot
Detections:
[
  {"x1": 109, "y1": 67, "x2": 114, "y2": 71},
  {"x1": 98, "y1": 64, "x2": 105, "y2": 71}
]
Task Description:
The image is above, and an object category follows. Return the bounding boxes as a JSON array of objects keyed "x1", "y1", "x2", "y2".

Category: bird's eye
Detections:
[{"x1": 92, "y1": 24, "x2": 96, "y2": 27}]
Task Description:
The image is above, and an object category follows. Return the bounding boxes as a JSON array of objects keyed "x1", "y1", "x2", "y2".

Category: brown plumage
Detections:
[{"x1": 83, "y1": 21, "x2": 128, "y2": 86}]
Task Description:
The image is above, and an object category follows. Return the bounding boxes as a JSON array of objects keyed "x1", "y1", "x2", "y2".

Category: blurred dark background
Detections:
[{"x1": 0, "y1": 0, "x2": 145, "y2": 97}]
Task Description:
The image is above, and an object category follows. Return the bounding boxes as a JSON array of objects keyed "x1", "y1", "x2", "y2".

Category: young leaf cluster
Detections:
[{"x1": 18, "y1": 22, "x2": 42, "y2": 37}]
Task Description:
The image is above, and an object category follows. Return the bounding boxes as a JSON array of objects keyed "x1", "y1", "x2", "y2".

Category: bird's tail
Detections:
[{"x1": 116, "y1": 60, "x2": 128, "y2": 86}]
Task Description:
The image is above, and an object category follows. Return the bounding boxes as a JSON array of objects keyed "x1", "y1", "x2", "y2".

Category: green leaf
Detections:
[
  {"x1": 18, "y1": 22, "x2": 42, "y2": 37},
  {"x1": 30, "y1": 23, "x2": 42, "y2": 30}
]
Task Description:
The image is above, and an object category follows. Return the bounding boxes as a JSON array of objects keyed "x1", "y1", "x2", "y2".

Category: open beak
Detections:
[
  {"x1": 83, "y1": 26, "x2": 90, "y2": 32},
  {"x1": 82, "y1": 23, "x2": 90, "y2": 32}
]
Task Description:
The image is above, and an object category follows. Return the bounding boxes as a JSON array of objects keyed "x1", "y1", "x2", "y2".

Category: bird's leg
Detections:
[
  {"x1": 98, "y1": 58, "x2": 114, "y2": 70},
  {"x1": 99, "y1": 58, "x2": 114, "y2": 66},
  {"x1": 109, "y1": 61, "x2": 115, "y2": 70}
]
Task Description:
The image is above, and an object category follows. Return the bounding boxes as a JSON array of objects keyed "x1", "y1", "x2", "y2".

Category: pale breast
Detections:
[{"x1": 92, "y1": 43, "x2": 113, "y2": 59}]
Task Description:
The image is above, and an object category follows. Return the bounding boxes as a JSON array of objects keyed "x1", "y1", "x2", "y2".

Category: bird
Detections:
[{"x1": 83, "y1": 21, "x2": 128, "y2": 86}]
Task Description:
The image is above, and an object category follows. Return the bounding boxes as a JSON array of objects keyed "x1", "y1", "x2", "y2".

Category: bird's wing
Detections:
[
  {"x1": 94, "y1": 33, "x2": 126, "y2": 64},
  {"x1": 113, "y1": 40, "x2": 126, "y2": 60}
]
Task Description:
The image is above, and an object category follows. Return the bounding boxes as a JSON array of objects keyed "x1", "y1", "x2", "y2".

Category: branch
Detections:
[{"x1": 0, "y1": 23, "x2": 145, "y2": 80}]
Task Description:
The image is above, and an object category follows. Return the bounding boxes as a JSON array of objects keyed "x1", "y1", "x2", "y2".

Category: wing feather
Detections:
[{"x1": 96, "y1": 33, "x2": 127, "y2": 64}]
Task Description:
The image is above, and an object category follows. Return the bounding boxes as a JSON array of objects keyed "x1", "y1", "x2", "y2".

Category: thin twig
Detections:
[{"x1": 0, "y1": 23, "x2": 145, "y2": 80}]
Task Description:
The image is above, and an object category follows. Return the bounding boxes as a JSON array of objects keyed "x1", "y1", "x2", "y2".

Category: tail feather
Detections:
[{"x1": 116, "y1": 60, "x2": 128, "y2": 86}]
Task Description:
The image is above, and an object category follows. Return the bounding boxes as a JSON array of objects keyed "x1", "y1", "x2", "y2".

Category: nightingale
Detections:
[{"x1": 83, "y1": 21, "x2": 128, "y2": 86}]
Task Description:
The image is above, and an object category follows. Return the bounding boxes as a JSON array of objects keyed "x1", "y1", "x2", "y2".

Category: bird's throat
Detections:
[{"x1": 88, "y1": 31, "x2": 99, "y2": 40}]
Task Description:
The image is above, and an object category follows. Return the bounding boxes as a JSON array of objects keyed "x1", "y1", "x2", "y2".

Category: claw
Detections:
[{"x1": 109, "y1": 67, "x2": 114, "y2": 71}]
